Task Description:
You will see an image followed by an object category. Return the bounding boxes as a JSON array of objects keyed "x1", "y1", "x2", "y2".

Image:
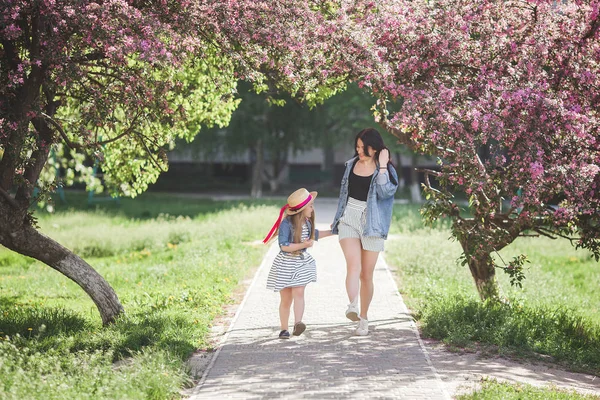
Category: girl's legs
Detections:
[
  {"x1": 279, "y1": 288, "x2": 293, "y2": 330},
  {"x1": 291, "y1": 286, "x2": 306, "y2": 323},
  {"x1": 340, "y1": 237, "x2": 363, "y2": 303},
  {"x1": 359, "y1": 249, "x2": 379, "y2": 320}
]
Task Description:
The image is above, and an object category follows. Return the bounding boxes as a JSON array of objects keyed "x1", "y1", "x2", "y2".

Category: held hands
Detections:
[{"x1": 378, "y1": 148, "x2": 390, "y2": 167}]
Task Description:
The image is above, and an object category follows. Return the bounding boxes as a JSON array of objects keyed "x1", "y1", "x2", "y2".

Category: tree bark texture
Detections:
[
  {"x1": 465, "y1": 253, "x2": 500, "y2": 301},
  {"x1": 454, "y1": 219, "x2": 502, "y2": 301},
  {"x1": 0, "y1": 200, "x2": 124, "y2": 325}
]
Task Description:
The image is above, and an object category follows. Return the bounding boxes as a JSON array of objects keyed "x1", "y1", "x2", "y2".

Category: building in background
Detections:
[{"x1": 151, "y1": 141, "x2": 437, "y2": 200}]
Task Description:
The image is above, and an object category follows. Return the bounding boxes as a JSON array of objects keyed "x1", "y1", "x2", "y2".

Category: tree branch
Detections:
[
  {"x1": 40, "y1": 113, "x2": 83, "y2": 150},
  {"x1": 0, "y1": 187, "x2": 19, "y2": 209},
  {"x1": 97, "y1": 113, "x2": 142, "y2": 145},
  {"x1": 438, "y1": 63, "x2": 479, "y2": 75},
  {"x1": 134, "y1": 132, "x2": 167, "y2": 173},
  {"x1": 532, "y1": 226, "x2": 579, "y2": 243}
]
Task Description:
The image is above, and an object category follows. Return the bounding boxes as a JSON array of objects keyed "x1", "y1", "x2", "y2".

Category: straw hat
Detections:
[
  {"x1": 285, "y1": 188, "x2": 318, "y2": 215},
  {"x1": 262, "y1": 188, "x2": 318, "y2": 244}
]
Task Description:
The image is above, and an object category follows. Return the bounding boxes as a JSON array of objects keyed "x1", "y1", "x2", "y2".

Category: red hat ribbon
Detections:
[
  {"x1": 262, "y1": 194, "x2": 313, "y2": 244},
  {"x1": 262, "y1": 204, "x2": 289, "y2": 244}
]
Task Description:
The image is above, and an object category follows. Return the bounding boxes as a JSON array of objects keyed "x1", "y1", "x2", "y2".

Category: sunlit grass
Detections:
[
  {"x1": 387, "y1": 204, "x2": 600, "y2": 375},
  {"x1": 0, "y1": 195, "x2": 277, "y2": 399},
  {"x1": 456, "y1": 379, "x2": 600, "y2": 400}
]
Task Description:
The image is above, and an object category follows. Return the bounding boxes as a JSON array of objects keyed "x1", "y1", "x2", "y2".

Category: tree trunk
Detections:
[
  {"x1": 267, "y1": 163, "x2": 287, "y2": 193},
  {"x1": 465, "y1": 253, "x2": 500, "y2": 301},
  {"x1": 0, "y1": 204, "x2": 124, "y2": 325},
  {"x1": 409, "y1": 154, "x2": 422, "y2": 203},
  {"x1": 454, "y1": 219, "x2": 501, "y2": 301},
  {"x1": 251, "y1": 139, "x2": 263, "y2": 198},
  {"x1": 323, "y1": 143, "x2": 335, "y2": 188}
]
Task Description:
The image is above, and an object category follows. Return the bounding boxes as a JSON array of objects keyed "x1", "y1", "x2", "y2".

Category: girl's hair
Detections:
[
  {"x1": 265, "y1": 207, "x2": 315, "y2": 247},
  {"x1": 289, "y1": 211, "x2": 315, "y2": 245}
]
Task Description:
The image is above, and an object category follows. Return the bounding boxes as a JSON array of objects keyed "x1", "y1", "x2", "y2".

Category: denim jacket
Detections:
[
  {"x1": 331, "y1": 156, "x2": 399, "y2": 239},
  {"x1": 278, "y1": 217, "x2": 319, "y2": 250}
]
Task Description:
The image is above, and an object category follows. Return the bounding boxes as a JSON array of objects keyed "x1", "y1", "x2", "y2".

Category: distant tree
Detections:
[
  {"x1": 188, "y1": 82, "x2": 317, "y2": 196},
  {"x1": 304, "y1": 83, "x2": 377, "y2": 188}
]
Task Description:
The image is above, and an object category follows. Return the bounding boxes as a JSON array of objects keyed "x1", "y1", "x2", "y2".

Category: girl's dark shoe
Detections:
[
  {"x1": 292, "y1": 321, "x2": 306, "y2": 336},
  {"x1": 278, "y1": 330, "x2": 290, "y2": 339}
]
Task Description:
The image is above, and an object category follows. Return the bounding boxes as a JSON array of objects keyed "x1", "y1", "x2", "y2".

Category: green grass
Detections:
[
  {"x1": 386, "y1": 204, "x2": 600, "y2": 375},
  {"x1": 42, "y1": 189, "x2": 282, "y2": 219},
  {"x1": 0, "y1": 193, "x2": 278, "y2": 399},
  {"x1": 3, "y1": 194, "x2": 600, "y2": 397},
  {"x1": 457, "y1": 379, "x2": 600, "y2": 400}
]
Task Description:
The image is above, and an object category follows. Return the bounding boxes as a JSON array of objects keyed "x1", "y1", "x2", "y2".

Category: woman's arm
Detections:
[{"x1": 375, "y1": 149, "x2": 399, "y2": 199}]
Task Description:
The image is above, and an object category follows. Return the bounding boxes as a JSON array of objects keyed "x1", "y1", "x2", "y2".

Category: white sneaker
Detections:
[
  {"x1": 345, "y1": 300, "x2": 360, "y2": 321},
  {"x1": 355, "y1": 317, "x2": 369, "y2": 336}
]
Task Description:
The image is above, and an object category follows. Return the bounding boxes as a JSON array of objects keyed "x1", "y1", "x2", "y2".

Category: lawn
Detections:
[
  {"x1": 386, "y1": 204, "x2": 600, "y2": 375},
  {"x1": 0, "y1": 192, "x2": 276, "y2": 399},
  {"x1": 457, "y1": 379, "x2": 599, "y2": 400},
  {"x1": 1, "y1": 193, "x2": 599, "y2": 398}
]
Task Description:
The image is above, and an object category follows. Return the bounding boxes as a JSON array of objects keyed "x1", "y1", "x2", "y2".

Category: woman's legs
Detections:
[
  {"x1": 279, "y1": 288, "x2": 293, "y2": 330},
  {"x1": 340, "y1": 237, "x2": 363, "y2": 303},
  {"x1": 291, "y1": 286, "x2": 306, "y2": 323},
  {"x1": 359, "y1": 249, "x2": 379, "y2": 320}
]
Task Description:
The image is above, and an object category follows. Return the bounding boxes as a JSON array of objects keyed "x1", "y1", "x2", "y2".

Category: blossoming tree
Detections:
[
  {"x1": 0, "y1": 0, "x2": 241, "y2": 324},
  {"x1": 368, "y1": 0, "x2": 599, "y2": 299},
  {"x1": 0, "y1": 0, "x2": 353, "y2": 324}
]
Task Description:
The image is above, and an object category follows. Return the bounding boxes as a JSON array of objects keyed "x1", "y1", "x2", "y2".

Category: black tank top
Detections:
[{"x1": 348, "y1": 168, "x2": 373, "y2": 201}]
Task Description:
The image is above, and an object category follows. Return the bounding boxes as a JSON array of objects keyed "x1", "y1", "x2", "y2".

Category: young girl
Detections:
[{"x1": 263, "y1": 188, "x2": 332, "y2": 339}]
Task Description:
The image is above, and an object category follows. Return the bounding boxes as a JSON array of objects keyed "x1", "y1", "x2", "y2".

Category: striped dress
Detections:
[{"x1": 266, "y1": 223, "x2": 317, "y2": 292}]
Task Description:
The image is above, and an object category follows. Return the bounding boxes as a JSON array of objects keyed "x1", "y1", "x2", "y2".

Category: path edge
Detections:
[
  {"x1": 188, "y1": 243, "x2": 278, "y2": 397},
  {"x1": 381, "y1": 254, "x2": 453, "y2": 400}
]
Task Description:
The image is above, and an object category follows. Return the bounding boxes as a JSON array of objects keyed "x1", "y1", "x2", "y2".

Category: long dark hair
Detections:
[
  {"x1": 353, "y1": 128, "x2": 393, "y2": 167},
  {"x1": 353, "y1": 128, "x2": 397, "y2": 185}
]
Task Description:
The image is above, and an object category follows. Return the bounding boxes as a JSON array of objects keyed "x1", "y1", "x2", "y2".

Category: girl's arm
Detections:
[
  {"x1": 316, "y1": 229, "x2": 333, "y2": 239},
  {"x1": 281, "y1": 240, "x2": 314, "y2": 252}
]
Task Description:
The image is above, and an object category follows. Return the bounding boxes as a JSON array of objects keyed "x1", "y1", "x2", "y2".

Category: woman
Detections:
[{"x1": 331, "y1": 128, "x2": 399, "y2": 336}]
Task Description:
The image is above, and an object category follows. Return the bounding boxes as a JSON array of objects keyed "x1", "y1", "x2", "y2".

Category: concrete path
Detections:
[{"x1": 188, "y1": 199, "x2": 451, "y2": 399}]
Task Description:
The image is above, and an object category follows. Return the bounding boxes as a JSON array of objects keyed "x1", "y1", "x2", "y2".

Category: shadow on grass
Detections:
[
  {"x1": 98, "y1": 312, "x2": 198, "y2": 361},
  {"x1": 0, "y1": 303, "x2": 89, "y2": 338},
  {"x1": 418, "y1": 294, "x2": 600, "y2": 375},
  {"x1": 0, "y1": 303, "x2": 196, "y2": 362}
]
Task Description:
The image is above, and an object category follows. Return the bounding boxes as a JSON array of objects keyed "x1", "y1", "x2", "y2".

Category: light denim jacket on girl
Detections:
[
  {"x1": 278, "y1": 217, "x2": 319, "y2": 249},
  {"x1": 331, "y1": 156, "x2": 399, "y2": 239}
]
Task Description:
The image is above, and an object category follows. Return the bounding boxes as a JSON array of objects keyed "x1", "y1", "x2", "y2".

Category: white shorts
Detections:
[{"x1": 338, "y1": 197, "x2": 385, "y2": 252}]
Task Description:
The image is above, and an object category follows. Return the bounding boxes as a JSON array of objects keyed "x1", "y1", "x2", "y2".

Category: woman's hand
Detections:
[
  {"x1": 378, "y1": 148, "x2": 390, "y2": 166},
  {"x1": 303, "y1": 239, "x2": 314, "y2": 248}
]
